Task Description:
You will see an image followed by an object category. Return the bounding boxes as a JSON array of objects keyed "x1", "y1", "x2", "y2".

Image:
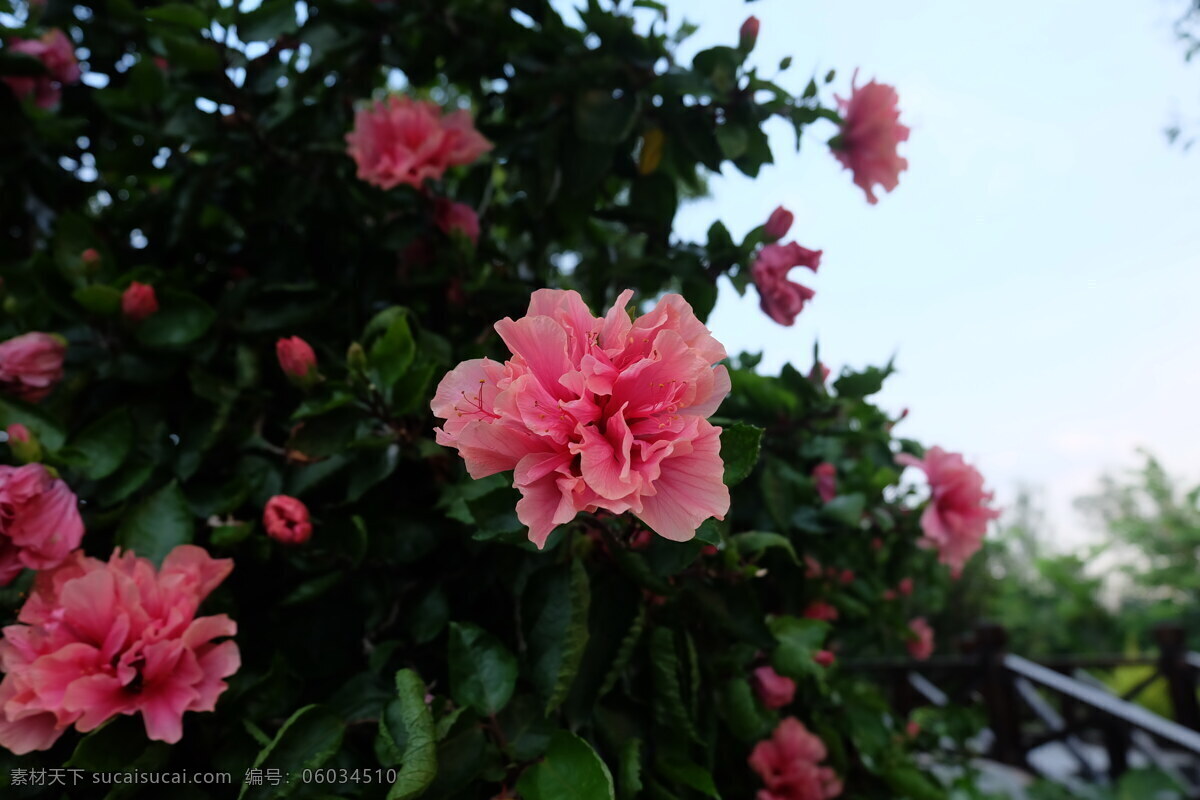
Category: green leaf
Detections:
[
  {"x1": 367, "y1": 309, "x2": 416, "y2": 390},
  {"x1": 575, "y1": 89, "x2": 642, "y2": 145},
  {"x1": 447, "y1": 622, "x2": 518, "y2": 715},
  {"x1": 650, "y1": 628, "x2": 696, "y2": 741},
  {"x1": 769, "y1": 616, "x2": 830, "y2": 680},
  {"x1": 598, "y1": 604, "x2": 646, "y2": 698},
  {"x1": 732, "y1": 531, "x2": 798, "y2": 564},
  {"x1": 115, "y1": 480, "x2": 193, "y2": 564},
  {"x1": 524, "y1": 560, "x2": 591, "y2": 714},
  {"x1": 59, "y1": 408, "x2": 133, "y2": 480},
  {"x1": 238, "y1": 705, "x2": 345, "y2": 800},
  {"x1": 715, "y1": 125, "x2": 748, "y2": 160},
  {"x1": 820, "y1": 493, "x2": 866, "y2": 527},
  {"x1": 882, "y1": 765, "x2": 944, "y2": 800},
  {"x1": 833, "y1": 363, "x2": 894, "y2": 399},
  {"x1": 135, "y1": 290, "x2": 215, "y2": 348},
  {"x1": 617, "y1": 738, "x2": 644, "y2": 800},
  {"x1": 516, "y1": 731, "x2": 615, "y2": 800},
  {"x1": 73, "y1": 284, "x2": 123, "y2": 316},
  {"x1": 0, "y1": 396, "x2": 66, "y2": 451},
  {"x1": 720, "y1": 422, "x2": 764, "y2": 486},
  {"x1": 385, "y1": 670, "x2": 438, "y2": 800},
  {"x1": 655, "y1": 756, "x2": 720, "y2": 798},
  {"x1": 238, "y1": 0, "x2": 299, "y2": 42},
  {"x1": 718, "y1": 677, "x2": 773, "y2": 742},
  {"x1": 145, "y1": 3, "x2": 209, "y2": 28}
]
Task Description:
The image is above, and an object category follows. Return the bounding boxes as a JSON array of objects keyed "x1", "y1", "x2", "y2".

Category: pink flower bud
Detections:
[
  {"x1": 898, "y1": 577, "x2": 913, "y2": 596},
  {"x1": 803, "y1": 601, "x2": 838, "y2": 622},
  {"x1": 121, "y1": 282, "x2": 159, "y2": 323},
  {"x1": 751, "y1": 666, "x2": 796, "y2": 709},
  {"x1": 804, "y1": 555, "x2": 822, "y2": 579},
  {"x1": 276, "y1": 336, "x2": 318, "y2": 383},
  {"x1": 764, "y1": 206, "x2": 793, "y2": 241},
  {"x1": 813, "y1": 650, "x2": 836, "y2": 668},
  {"x1": 739, "y1": 15, "x2": 760, "y2": 50},
  {"x1": 81, "y1": 248, "x2": 101, "y2": 268},
  {"x1": 434, "y1": 198, "x2": 481, "y2": 245},
  {"x1": 906, "y1": 721, "x2": 921, "y2": 738},
  {"x1": 839, "y1": 569, "x2": 854, "y2": 585},
  {"x1": 6, "y1": 424, "x2": 30, "y2": 444},
  {"x1": 907, "y1": 617, "x2": 934, "y2": 660},
  {"x1": 263, "y1": 495, "x2": 312, "y2": 545},
  {"x1": 812, "y1": 462, "x2": 837, "y2": 503},
  {"x1": 883, "y1": 589, "x2": 897, "y2": 602}
]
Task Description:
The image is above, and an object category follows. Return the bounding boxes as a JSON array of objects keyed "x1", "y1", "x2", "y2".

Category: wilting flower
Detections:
[
  {"x1": 907, "y1": 617, "x2": 934, "y2": 660},
  {"x1": 831, "y1": 71, "x2": 909, "y2": 205},
  {"x1": 121, "y1": 282, "x2": 158, "y2": 323},
  {"x1": 1, "y1": 29, "x2": 80, "y2": 109},
  {"x1": 752, "y1": 242, "x2": 822, "y2": 327},
  {"x1": 752, "y1": 666, "x2": 796, "y2": 710},
  {"x1": 750, "y1": 717, "x2": 843, "y2": 800},
  {"x1": 896, "y1": 447, "x2": 1000, "y2": 574},
  {"x1": 811, "y1": 462, "x2": 836, "y2": 503},
  {"x1": 0, "y1": 546, "x2": 238, "y2": 754},
  {"x1": 0, "y1": 333, "x2": 66, "y2": 403},
  {"x1": 434, "y1": 198, "x2": 481, "y2": 245},
  {"x1": 263, "y1": 495, "x2": 312, "y2": 545},
  {"x1": 764, "y1": 206, "x2": 793, "y2": 241},
  {"x1": 432, "y1": 289, "x2": 731, "y2": 547},
  {"x1": 275, "y1": 337, "x2": 317, "y2": 384},
  {"x1": 0, "y1": 464, "x2": 83, "y2": 586},
  {"x1": 345, "y1": 96, "x2": 492, "y2": 190}
]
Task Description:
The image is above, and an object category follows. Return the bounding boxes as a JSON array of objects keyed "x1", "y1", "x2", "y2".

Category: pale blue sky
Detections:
[{"x1": 613, "y1": 0, "x2": 1200, "y2": 546}]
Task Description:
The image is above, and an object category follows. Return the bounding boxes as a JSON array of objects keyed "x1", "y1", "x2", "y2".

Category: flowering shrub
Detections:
[{"x1": 0, "y1": 1, "x2": 993, "y2": 799}]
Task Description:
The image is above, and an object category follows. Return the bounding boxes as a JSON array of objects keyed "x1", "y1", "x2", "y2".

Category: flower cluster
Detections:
[
  {"x1": 433, "y1": 289, "x2": 731, "y2": 547},
  {"x1": 2, "y1": 29, "x2": 80, "y2": 109},
  {"x1": 750, "y1": 718, "x2": 843, "y2": 800},
  {"x1": 0, "y1": 333, "x2": 66, "y2": 403},
  {"x1": 0, "y1": 546, "x2": 239, "y2": 754},
  {"x1": 0, "y1": 464, "x2": 83, "y2": 586},
  {"x1": 897, "y1": 447, "x2": 1000, "y2": 574}
]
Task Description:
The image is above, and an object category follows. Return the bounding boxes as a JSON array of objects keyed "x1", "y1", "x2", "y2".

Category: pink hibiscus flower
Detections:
[
  {"x1": 750, "y1": 717, "x2": 843, "y2": 800},
  {"x1": 0, "y1": 464, "x2": 84, "y2": 586},
  {"x1": 831, "y1": 71, "x2": 909, "y2": 205},
  {"x1": 896, "y1": 447, "x2": 1000, "y2": 574},
  {"x1": 751, "y1": 242, "x2": 822, "y2": 327}
]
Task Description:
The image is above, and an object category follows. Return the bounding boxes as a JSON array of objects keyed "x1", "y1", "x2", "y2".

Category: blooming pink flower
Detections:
[
  {"x1": 907, "y1": 617, "x2": 934, "y2": 661},
  {"x1": 345, "y1": 96, "x2": 492, "y2": 190},
  {"x1": 752, "y1": 666, "x2": 796, "y2": 709},
  {"x1": 0, "y1": 333, "x2": 66, "y2": 403},
  {"x1": 0, "y1": 546, "x2": 239, "y2": 753},
  {"x1": 2, "y1": 30, "x2": 80, "y2": 109},
  {"x1": 434, "y1": 198, "x2": 481, "y2": 245},
  {"x1": 752, "y1": 242, "x2": 822, "y2": 327},
  {"x1": 121, "y1": 282, "x2": 158, "y2": 323},
  {"x1": 764, "y1": 206, "x2": 793, "y2": 241},
  {"x1": 812, "y1": 462, "x2": 836, "y2": 503},
  {"x1": 832, "y1": 71, "x2": 909, "y2": 205},
  {"x1": 896, "y1": 447, "x2": 1000, "y2": 574},
  {"x1": 275, "y1": 337, "x2": 317, "y2": 381},
  {"x1": 812, "y1": 650, "x2": 835, "y2": 668},
  {"x1": 897, "y1": 577, "x2": 913, "y2": 596},
  {"x1": 803, "y1": 601, "x2": 838, "y2": 622},
  {"x1": 0, "y1": 464, "x2": 83, "y2": 586},
  {"x1": 749, "y1": 717, "x2": 843, "y2": 800},
  {"x1": 739, "y1": 16, "x2": 760, "y2": 49},
  {"x1": 263, "y1": 495, "x2": 312, "y2": 545},
  {"x1": 432, "y1": 289, "x2": 731, "y2": 548}
]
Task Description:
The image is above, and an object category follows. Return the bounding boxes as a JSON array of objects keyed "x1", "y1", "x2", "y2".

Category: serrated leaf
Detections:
[
  {"x1": 238, "y1": 705, "x2": 344, "y2": 800},
  {"x1": 386, "y1": 670, "x2": 438, "y2": 800},
  {"x1": 524, "y1": 560, "x2": 591, "y2": 714},
  {"x1": 721, "y1": 422, "x2": 764, "y2": 485},
  {"x1": 516, "y1": 731, "x2": 615, "y2": 800},
  {"x1": 448, "y1": 622, "x2": 517, "y2": 715}
]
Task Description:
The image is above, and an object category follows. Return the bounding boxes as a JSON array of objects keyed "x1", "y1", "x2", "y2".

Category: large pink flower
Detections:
[
  {"x1": 0, "y1": 464, "x2": 84, "y2": 586},
  {"x1": 0, "y1": 546, "x2": 239, "y2": 754},
  {"x1": 345, "y1": 96, "x2": 492, "y2": 190},
  {"x1": 832, "y1": 71, "x2": 909, "y2": 205},
  {"x1": 432, "y1": 289, "x2": 731, "y2": 548},
  {"x1": 896, "y1": 447, "x2": 1000, "y2": 574},
  {"x1": 0, "y1": 333, "x2": 66, "y2": 403},
  {"x1": 2, "y1": 30, "x2": 80, "y2": 109},
  {"x1": 749, "y1": 717, "x2": 843, "y2": 800},
  {"x1": 752, "y1": 242, "x2": 822, "y2": 327}
]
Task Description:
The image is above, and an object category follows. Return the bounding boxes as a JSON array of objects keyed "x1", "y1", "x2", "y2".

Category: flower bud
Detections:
[
  {"x1": 121, "y1": 281, "x2": 159, "y2": 323},
  {"x1": 5, "y1": 424, "x2": 42, "y2": 463},
  {"x1": 276, "y1": 336, "x2": 318, "y2": 388},
  {"x1": 263, "y1": 495, "x2": 313, "y2": 545},
  {"x1": 764, "y1": 206, "x2": 793, "y2": 241},
  {"x1": 739, "y1": 15, "x2": 760, "y2": 51}
]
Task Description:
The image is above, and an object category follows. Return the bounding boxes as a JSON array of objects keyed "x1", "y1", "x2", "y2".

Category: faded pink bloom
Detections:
[
  {"x1": 434, "y1": 198, "x2": 481, "y2": 245},
  {"x1": 739, "y1": 16, "x2": 760, "y2": 49},
  {"x1": 121, "y1": 282, "x2": 158, "y2": 323},
  {"x1": 345, "y1": 96, "x2": 492, "y2": 190},
  {"x1": 764, "y1": 206, "x2": 793, "y2": 241},
  {"x1": 752, "y1": 242, "x2": 822, "y2": 327},
  {"x1": 897, "y1": 577, "x2": 913, "y2": 596},
  {"x1": 907, "y1": 617, "x2": 933, "y2": 661},
  {"x1": 832, "y1": 71, "x2": 909, "y2": 205},
  {"x1": 263, "y1": 495, "x2": 312, "y2": 545},
  {"x1": 432, "y1": 289, "x2": 731, "y2": 548},
  {"x1": 752, "y1": 666, "x2": 796, "y2": 710},
  {"x1": 750, "y1": 717, "x2": 843, "y2": 800},
  {"x1": 276, "y1": 337, "x2": 317, "y2": 382},
  {"x1": 812, "y1": 462, "x2": 836, "y2": 503},
  {"x1": 813, "y1": 650, "x2": 835, "y2": 668},
  {"x1": 0, "y1": 333, "x2": 65, "y2": 403},
  {"x1": 896, "y1": 447, "x2": 1000, "y2": 574},
  {"x1": 0, "y1": 546, "x2": 239, "y2": 753},
  {"x1": 2, "y1": 30, "x2": 80, "y2": 109},
  {"x1": 0, "y1": 464, "x2": 83, "y2": 586},
  {"x1": 803, "y1": 601, "x2": 838, "y2": 622}
]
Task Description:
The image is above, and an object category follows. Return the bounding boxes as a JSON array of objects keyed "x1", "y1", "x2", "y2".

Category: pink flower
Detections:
[
  {"x1": 764, "y1": 206, "x2": 793, "y2": 241},
  {"x1": 896, "y1": 447, "x2": 1000, "y2": 574},
  {"x1": 739, "y1": 16, "x2": 760, "y2": 49},
  {"x1": 5, "y1": 425, "x2": 40, "y2": 464},
  {"x1": 121, "y1": 282, "x2": 158, "y2": 323},
  {"x1": 80, "y1": 248, "x2": 100, "y2": 268},
  {"x1": 803, "y1": 556, "x2": 822, "y2": 580},
  {"x1": 749, "y1": 718, "x2": 843, "y2": 800},
  {"x1": 434, "y1": 198, "x2": 481, "y2": 245},
  {"x1": 883, "y1": 589, "x2": 897, "y2": 602},
  {"x1": 812, "y1": 462, "x2": 836, "y2": 503},
  {"x1": 803, "y1": 601, "x2": 838, "y2": 622},
  {"x1": 0, "y1": 464, "x2": 83, "y2": 586},
  {"x1": 0, "y1": 333, "x2": 66, "y2": 403},
  {"x1": 0, "y1": 546, "x2": 239, "y2": 754},
  {"x1": 907, "y1": 617, "x2": 933, "y2": 660},
  {"x1": 752, "y1": 666, "x2": 796, "y2": 709},
  {"x1": 345, "y1": 96, "x2": 492, "y2": 190},
  {"x1": 812, "y1": 650, "x2": 835, "y2": 668},
  {"x1": 6, "y1": 424, "x2": 30, "y2": 445},
  {"x1": 897, "y1": 577, "x2": 913, "y2": 596},
  {"x1": 275, "y1": 337, "x2": 317, "y2": 382},
  {"x1": 2, "y1": 30, "x2": 80, "y2": 109},
  {"x1": 838, "y1": 569, "x2": 854, "y2": 585},
  {"x1": 432, "y1": 289, "x2": 731, "y2": 548},
  {"x1": 832, "y1": 71, "x2": 909, "y2": 205},
  {"x1": 263, "y1": 496, "x2": 312, "y2": 545},
  {"x1": 752, "y1": 242, "x2": 822, "y2": 327},
  {"x1": 906, "y1": 720, "x2": 921, "y2": 738}
]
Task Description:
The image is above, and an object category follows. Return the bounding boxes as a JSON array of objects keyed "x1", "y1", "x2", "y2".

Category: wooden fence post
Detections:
[
  {"x1": 1155, "y1": 623, "x2": 1200, "y2": 731},
  {"x1": 976, "y1": 622, "x2": 1025, "y2": 767}
]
